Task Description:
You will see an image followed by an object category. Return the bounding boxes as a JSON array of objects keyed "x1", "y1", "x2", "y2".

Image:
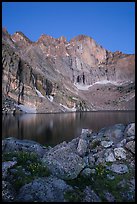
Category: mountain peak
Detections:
[
  {"x1": 12, "y1": 31, "x2": 33, "y2": 44},
  {"x1": 2, "y1": 28, "x2": 135, "y2": 112},
  {"x1": 37, "y1": 34, "x2": 55, "y2": 44},
  {"x1": 57, "y1": 36, "x2": 67, "y2": 43},
  {"x1": 70, "y1": 34, "x2": 91, "y2": 42}
]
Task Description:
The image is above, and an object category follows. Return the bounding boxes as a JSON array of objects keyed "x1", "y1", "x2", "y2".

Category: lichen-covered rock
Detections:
[
  {"x1": 101, "y1": 140, "x2": 113, "y2": 148},
  {"x1": 42, "y1": 145, "x2": 86, "y2": 180},
  {"x1": 103, "y1": 191, "x2": 115, "y2": 202},
  {"x1": 2, "y1": 137, "x2": 47, "y2": 157},
  {"x1": 116, "y1": 139, "x2": 127, "y2": 147},
  {"x1": 129, "y1": 178, "x2": 135, "y2": 192},
  {"x1": 104, "y1": 149, "x2": 116, "y2": 162},
  {"x1": 125, "y1": 141, "x2": 135, "y2": 154},
  {"x1": 81, "y1": 167, "x2": 92, "y2": 177},
  {"x1": 98, "y1": 124, "x2": 125, "y2": 142},
  {"x1": 80, "y1": 129, "x2": 92, "y2": 140},
  {"x1": 88, "y1": 153, "x2": 95, "y2": 167},
  {"x1": 114, "y1": 147, "x2": 127, "y2": 160},
  {"x1": 81, "y1": 128, "x2": 91, "y2": 135},
  {"x1": 15, "y1": 176, "x2": 73, "y2": 202},
  {"x1": 2, "y1": 161, "x2": 17, "y2": 180},
  {"x1": 83, "y1": 186, "x2": 101, "y2": 202},
  {"x1": 67, "y1": 138, "x2": 79, "y2": 153},
  {"x1": 89, "y1": 138, "x2": 101, "y2": 150},
  {"x1": 108, "y1": 164, "x2": 129, "y2": 174},
  {"x1": 77, "y1": 138, "x2": 88, "y2": 156},
  {"x1": 124, "y1": 123, "x2": 135, "y2": 137},
  {"x1": 93, "y1": 150, "x2": 106, "y2": 165},
  {"x1": 2, "y1": 181, "x2": 16, "y2": 202}
]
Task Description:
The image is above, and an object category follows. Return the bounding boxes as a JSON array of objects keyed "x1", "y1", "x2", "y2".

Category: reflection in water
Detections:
[{"x1": 2, "y1": 111, "x2": 135, "y2": 147}]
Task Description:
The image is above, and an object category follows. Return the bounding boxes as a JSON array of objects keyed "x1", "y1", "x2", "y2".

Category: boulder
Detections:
[
  {"x1": 116, "y1": 139, "x2": 127, "y2": 147},
  {"x1": 125, "y1": 141, "x2": 135, "y2": 154},
  {"x1": 2, "y1": 161, "x2": 17, "y2": 180},
  {"x1": 108, "y1": 164, "x2": 129, "y2": 174},
  {"x1": 103, "y1": 191, "x2": 115, "y2": 202},
  {"x1": 80, "y1": 129, "x2": 92, "y2": 140},
  {"x1": 114, "y1": 147, "x2": 127, "y2": 160},
  {"x1": 15, "y1": 176, "x2": 73, "y2": 202},
  {"x1": 93, "y1": 150, "x2": 106, "y2": 165},
  {"x1": 126, "y1": 136, "x2": 135, "y2": 142},
  {"x1": 104, "y1": 149, "x2": 116, "y2": 162},
  {"x1": 81, "y1": 167, "x2": 92, "y2": 177},
  {"x1": 67, "y1": 138, "x2": 79, "y2": 154},
  {"x1": 124, "y1": 123, "x2": 135, "y2": 137},
  {"x1": 88, "y1": 153, "x2": 95, "y2": 167},
  {"x1": 90, "y1": 168, "x2": 96, "y2": 174},
  {"x1": 2, "y1": 181, "x2": 16, "y2": 202},
  {"x1": 101, "y1": 140, "x2": 113, "y2": 148},
  {"x1": 42, "y1": 145, "x2": 86, "y2": 180},
  {"x1": 129, "y1": 178, "x2": 135, "y2": 192},
  {"x1": 77, "y1": 138, "x2": 88, "y2": 156},
  {"x1": 81, "y1": 128, "x2": 90, "y2": 135},
  {"x1": 89, "y1": 138, "x2": 101, "y2": 150},
  {"x1": 2, "y1": 138, "x2": 47, "y2": 157},
  {"x1": 93, "y1": 150, "x2": 105, "y2": 165},
  {"x1": 83, "y1": 186, "x2": 101, "y2": 202},
  {"x1": 98, "y1": 124, "x2": 125, "y2": 142}
]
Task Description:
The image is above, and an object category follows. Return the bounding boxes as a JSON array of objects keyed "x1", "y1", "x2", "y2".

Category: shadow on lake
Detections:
[{"x1": 2, "y1": 111, "x2": 135, "y2": 147}]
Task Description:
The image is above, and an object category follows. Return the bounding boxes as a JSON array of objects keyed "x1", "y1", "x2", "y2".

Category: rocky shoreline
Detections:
[{"x1": 2, "y1": 122, "x2": 135, "y2": 202}]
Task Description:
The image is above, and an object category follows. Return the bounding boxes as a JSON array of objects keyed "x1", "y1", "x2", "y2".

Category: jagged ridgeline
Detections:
[{"x1": 2, "y1": 28, "x2": 135, "y2": 113}]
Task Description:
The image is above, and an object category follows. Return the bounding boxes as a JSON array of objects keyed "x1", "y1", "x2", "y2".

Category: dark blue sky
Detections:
[{"x1": 2, "y1": 2, "x2": 135, "y2": 54}]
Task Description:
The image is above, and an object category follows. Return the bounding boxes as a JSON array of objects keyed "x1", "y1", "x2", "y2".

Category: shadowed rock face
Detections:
[{"x1": 2, "y1": 28, "x2": 135, "y2": 113}]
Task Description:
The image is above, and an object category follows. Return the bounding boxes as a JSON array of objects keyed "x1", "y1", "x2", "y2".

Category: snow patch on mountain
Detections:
[
  {"x1": 60, "y1": 103, "x2": 76, "y2": 112},
  {"x1": 74, "y1": 80, "x2": 131, "y2": 91},
  {"x1": 35, "y1": 88, "x2": 46, "y2": 98},
  {"x1": 47, "y1": 95, "x2": 53, "y2": 102},
  {"x1": 14, "y1": 104, "x2": 37, "y2": 113}
]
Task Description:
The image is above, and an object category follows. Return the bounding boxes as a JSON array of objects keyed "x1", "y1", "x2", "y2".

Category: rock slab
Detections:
[
  {"x1": 15, "y1": 176, "x2": 72, "y2": 202},
  {"x1": 42, "y1": 145, "x2": 86, "y2": 180},
  {"x1": 108, "y1": 164, "x2": 129, "y2": 174}
]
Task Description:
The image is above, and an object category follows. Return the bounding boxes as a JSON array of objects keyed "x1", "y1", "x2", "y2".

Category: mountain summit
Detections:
[{"x1": 2, "y1": 29, "x2": 135, "y2": 113}]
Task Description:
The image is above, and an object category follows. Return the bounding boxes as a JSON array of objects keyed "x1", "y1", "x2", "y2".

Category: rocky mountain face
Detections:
[{"x1": 2, "y1": 28, "x2": 135, "y2": 113}]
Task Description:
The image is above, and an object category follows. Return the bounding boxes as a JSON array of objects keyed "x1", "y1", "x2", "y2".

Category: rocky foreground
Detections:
[{"x1": 2, "y1": 122, "x2": 135, "y2": 202}]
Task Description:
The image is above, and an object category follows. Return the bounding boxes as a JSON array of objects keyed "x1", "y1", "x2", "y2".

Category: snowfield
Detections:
[
  {"x1": 47, "y1": 95, "x2": 54, "y2": 102},
  {"x1": 14, "y1": 104, "x2": 37, "y2": 113},
  {"x1": 60, "y1": 103, "x2": 76, "y2": 112},
  {"x1": 74, "y1": 80, "x2": 131, "y2": 90},
  {"x1": 35, "y1": 88, "x2": 46, "y2": 98}
]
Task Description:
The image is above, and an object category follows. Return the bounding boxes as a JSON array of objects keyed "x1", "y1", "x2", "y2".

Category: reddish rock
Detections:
[{"x1": 2, "y1": 28, "x2": 135, "y2": 113}]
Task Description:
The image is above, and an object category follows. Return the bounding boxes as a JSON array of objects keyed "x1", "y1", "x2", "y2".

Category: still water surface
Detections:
[{"x1": 2, "y1": 111, "x2": 135, "y2": 147}]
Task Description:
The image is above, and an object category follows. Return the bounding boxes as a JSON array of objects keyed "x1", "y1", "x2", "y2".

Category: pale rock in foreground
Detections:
[
  {"x1": 42, "y1": 146, "x2": 86, "y2": 180},
  {"x1": 114, "y1": 147, "x2": 127, "y2": 160},
  {"x1": 77, "y1": 138, "x2": 88, "y2": 156},
  {"x1": 125, "y1": 141, "x2": 135, "y2": 154},
  {"x1": 15, "y1": 176, "x2": 72, "y2": 202},
  {"x1": 83, "y1": 186, "x2": 101, "y2": 202},
  {"x1": 125, "y1": 123, "x2": 135, "y2": 137},
  {"x1": 108, "y1": 164, "x2": 129, "y2": 174}
]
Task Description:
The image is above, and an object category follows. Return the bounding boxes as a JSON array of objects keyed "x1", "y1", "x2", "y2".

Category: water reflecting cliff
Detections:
[{"x1": 2, "y1": 111, "x2": 135, "y2": 147}]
